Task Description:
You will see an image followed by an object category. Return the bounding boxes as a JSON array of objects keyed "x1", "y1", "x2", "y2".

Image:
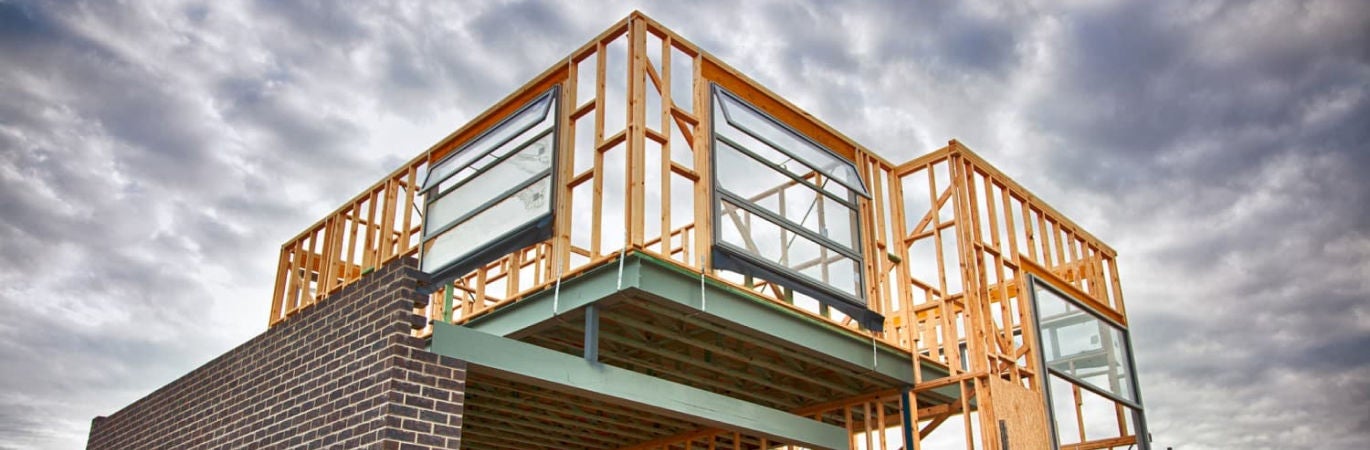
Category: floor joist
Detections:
[{"x1": 432, "y1": 322, "x2": 852, "y2": 450}]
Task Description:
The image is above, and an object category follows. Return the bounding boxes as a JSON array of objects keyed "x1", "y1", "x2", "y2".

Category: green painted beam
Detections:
[
  {"x1": 462, "y1": 258, "x2": 624, "y2": 337},
  {"x1": 626, "y1": 254, "x2": 918, "y2": 384},
  {"x1": 463, "y1": 252, "x2": 933, "y2": 385},
  {"x1": 433, "y1": 322, "x2": 851, "y2": 450}
]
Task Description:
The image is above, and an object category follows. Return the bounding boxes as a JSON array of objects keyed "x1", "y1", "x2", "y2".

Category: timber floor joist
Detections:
[{"x1": 440, "y1": 252, "x2": 972, "y2": 449}]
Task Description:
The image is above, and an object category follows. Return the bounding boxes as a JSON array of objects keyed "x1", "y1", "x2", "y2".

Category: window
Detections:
[
  {"x1": 709, "y1": 85, "x2": 882, "y2": 330},
  {"x1": 1031, "y1": 277, "x2": 1149, "y2": 449},
  {"x1": 419, "y1": 87, "x2": 559, "y2": 285}
]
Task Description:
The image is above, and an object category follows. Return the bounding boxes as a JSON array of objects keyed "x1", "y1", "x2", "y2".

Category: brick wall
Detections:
[{"x1": 87, "y1": 258, "x2": 467, "y2": 450}]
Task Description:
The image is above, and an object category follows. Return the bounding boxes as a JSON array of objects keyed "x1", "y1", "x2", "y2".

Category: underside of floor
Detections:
[{"x1": 431, "y1": 252, "x2": 960, "y2": 450}]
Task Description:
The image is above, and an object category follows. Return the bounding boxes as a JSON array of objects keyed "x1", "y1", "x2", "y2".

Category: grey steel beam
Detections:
[{"x1": 433, "y1": 322, "x2": 851, "y2": 450}]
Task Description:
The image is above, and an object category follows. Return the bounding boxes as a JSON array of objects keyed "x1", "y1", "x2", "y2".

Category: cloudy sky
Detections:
[{"x1": 1, "y1": 0, "x2": 1366, "y2": 448}]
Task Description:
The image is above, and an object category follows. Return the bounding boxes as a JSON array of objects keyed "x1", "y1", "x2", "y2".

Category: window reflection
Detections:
[
  {"x1": 422, "y1": 178, "x2": 551, "y2": 272},
  {"x1": 1035, "y1": 284, "x2": 1135, "y2": 402},
  {"x1": 716, "y1": 90, "x2": 867, "y2": 197},
  {"x1": 425, "y1": 133, "x2": 554, "y2": 235},
  {"x1": 422, "y1": 94, "x2": 553, "y2": 193},
  {"x1": 1033, "y1": 278, "x2": 1148, "y2": 449},
  {"x1": 710, "y1": 85, "x2": 878, "y2": 329},
  {"x1": 420, "y1": 88, "x2": 558, "y2": 279}
]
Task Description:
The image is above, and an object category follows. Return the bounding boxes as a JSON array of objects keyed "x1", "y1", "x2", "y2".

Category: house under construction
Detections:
[{"x1": 88, "y1": 12, "x2": 1150, "y2": 450}]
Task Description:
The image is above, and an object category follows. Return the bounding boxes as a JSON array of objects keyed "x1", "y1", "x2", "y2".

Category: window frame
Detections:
[
  {"x1": 708, "y1": 84, "x2": 882, "y2": 331},
  {"x1": 418, "y1": 86, "x2": 561, "y2": 289},
  {"x1": 1028, "y1": 275, "x2": 1150, "y2": 449}
]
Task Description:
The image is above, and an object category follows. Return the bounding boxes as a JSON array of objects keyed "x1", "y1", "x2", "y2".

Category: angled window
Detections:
[
  {"x1": 1031, "y1": 277, "x2": 1150, "y2": 449},
  {"x1": 419, "y1": 87, "x2": 559, "y2": 286},
  {"x1": 709, "y1": 85, "x2": 882, "y2": 330}
]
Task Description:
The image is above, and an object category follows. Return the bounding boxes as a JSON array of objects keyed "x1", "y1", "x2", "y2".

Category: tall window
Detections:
[
  {"x1": 709, "y1": 85, "x2": 882, "y2": 330},
  {"x1": 419, "y1": 87, "x2": 559, "y2": 285},
  {"x1": 1032, "y1": 278, "x2": 1149, "y2": 449}
]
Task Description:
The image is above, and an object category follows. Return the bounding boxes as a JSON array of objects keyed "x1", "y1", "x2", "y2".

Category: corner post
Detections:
[
  {"x1": 626, "y1": 15, "x2": 648, "y2": 250},
  {"x1": 584, "y1": 304, "x2": 600, "y2": 362}
]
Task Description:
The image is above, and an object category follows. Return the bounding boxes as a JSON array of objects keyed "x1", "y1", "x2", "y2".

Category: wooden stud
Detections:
[{"x1": 628, "y1": 17, "x2": 648, "y2": 250}]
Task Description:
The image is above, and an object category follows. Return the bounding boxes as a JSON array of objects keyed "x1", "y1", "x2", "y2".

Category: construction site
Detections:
[{"x1": 88, "y1": 12, "x2": 1150, "y2": 450}]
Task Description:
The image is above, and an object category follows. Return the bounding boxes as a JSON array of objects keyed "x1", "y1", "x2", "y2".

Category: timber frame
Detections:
[{"x1": 265, "y1": 11, "x2": 1148, "y2": 450}]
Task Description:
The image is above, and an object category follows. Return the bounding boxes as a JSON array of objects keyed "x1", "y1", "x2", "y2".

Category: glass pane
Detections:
[
  {"x1": 716, "y1": 142, "x2": 858, "y2": 251},
  {"x1": 425, "y1": 134, "x2": 553, "y2": 235},
  {"x1": 715, "y1": 111, "x2": 854, "y2": 202},
  {"x1": 821, "y1": 194, "x2": 858, "y2": 250},
  {"x1": 438, "y1": 129, "x2": 555, "y2": 197},
  {"x1": 422, "y1": 177, "x2": 552, "y2": 273},
  {"x1": 716, "y1": 141, "x2": 798, "y2": 201},
  {"x1": 716, "y1": 90, "x2": 867, "y2": 196},
  {"x1": 718, "y1": 201, "x2": 860, "y2": 297},
  {"x1": 1049, "y1": 374, "x2": 1081, "y2": 445},
  {"x1": 1079, "y1": 382, "x2": 1124, "y2": 441},
  {"x1": 423, "y1": 93, "x2": 553, "y2": 191},
  {"x1": 1036, "y1": 283, "x2": 1136, "y2": 403},
  {"x1": 820, "y1": 255, "x2": 860, "y2": 299}
]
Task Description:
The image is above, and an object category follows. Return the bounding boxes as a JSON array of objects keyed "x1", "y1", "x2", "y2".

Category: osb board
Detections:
[{"x1": 988, "y1": 376, "x2": 1051, "y2": 449}]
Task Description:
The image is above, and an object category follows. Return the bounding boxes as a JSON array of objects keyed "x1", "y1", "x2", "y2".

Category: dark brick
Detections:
[
  {"x1": 86, "y1": 258, "x2": 465, "y2": 450},
  {"x1": 417, "y1": 433, "x2": 446, "y2": 446}
]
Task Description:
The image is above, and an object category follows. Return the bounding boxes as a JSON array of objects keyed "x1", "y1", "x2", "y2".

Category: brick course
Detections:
[{"x1": 88, "y1": 258, "x2": 466, "y2": 450}]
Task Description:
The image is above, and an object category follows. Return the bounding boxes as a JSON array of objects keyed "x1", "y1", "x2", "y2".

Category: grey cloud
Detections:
[
  {"x1": 873, "y1": 1, "x2": 1021, "y2": 76},
  {"x1": 0, "y1": 2, "x2": 397, "y2": 447},
  {"x1": 1034, "y1": 1, "x2": 1370, "y2": 195},
  {"x1": 0, "y1": 408, "x2": 55, "y2": 450},
  {"x1": 761, "y1": 2, "x2": 860, "y2": 70},
  {"x1": 249, "y1": 0, "x2": 371, "y2": 47},
  {"x1": 0, "y1": 301, "x2": 217, "y2": 449},
  {"x1": 470, "y1": 0, "x2": 573, "y2": 50},
  {"x1": 215, "y1": 74, "x2": 365, "y2": 166},
  {"x1": 2, "y1": 1, "x2": 1368, "y2": 449}
]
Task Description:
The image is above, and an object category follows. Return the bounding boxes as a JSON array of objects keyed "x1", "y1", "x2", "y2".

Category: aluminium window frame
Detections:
[
  {"x1": 421, "y1": 90, "x2": 557, "y2": 193},
  {"x1": 714, "y1": 88, "x2": 871, "y2": 199},
  {"x1": 418, "y1": 85, "x2": 562, "y2": 292},
  {"x1": 1028, "y1": 274, "x2": 1150, "y2": 450},
  {"x1": 422, "y1": 129, "x2": 556, "y2": 239},
  {"x1": 708, "y1": 84, "x2": 883, "y2": 331}
]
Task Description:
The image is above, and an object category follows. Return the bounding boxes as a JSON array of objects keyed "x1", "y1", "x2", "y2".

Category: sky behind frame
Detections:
[{"x1": 0, "y1": 1, "x2": 1367, "y2": 448}]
